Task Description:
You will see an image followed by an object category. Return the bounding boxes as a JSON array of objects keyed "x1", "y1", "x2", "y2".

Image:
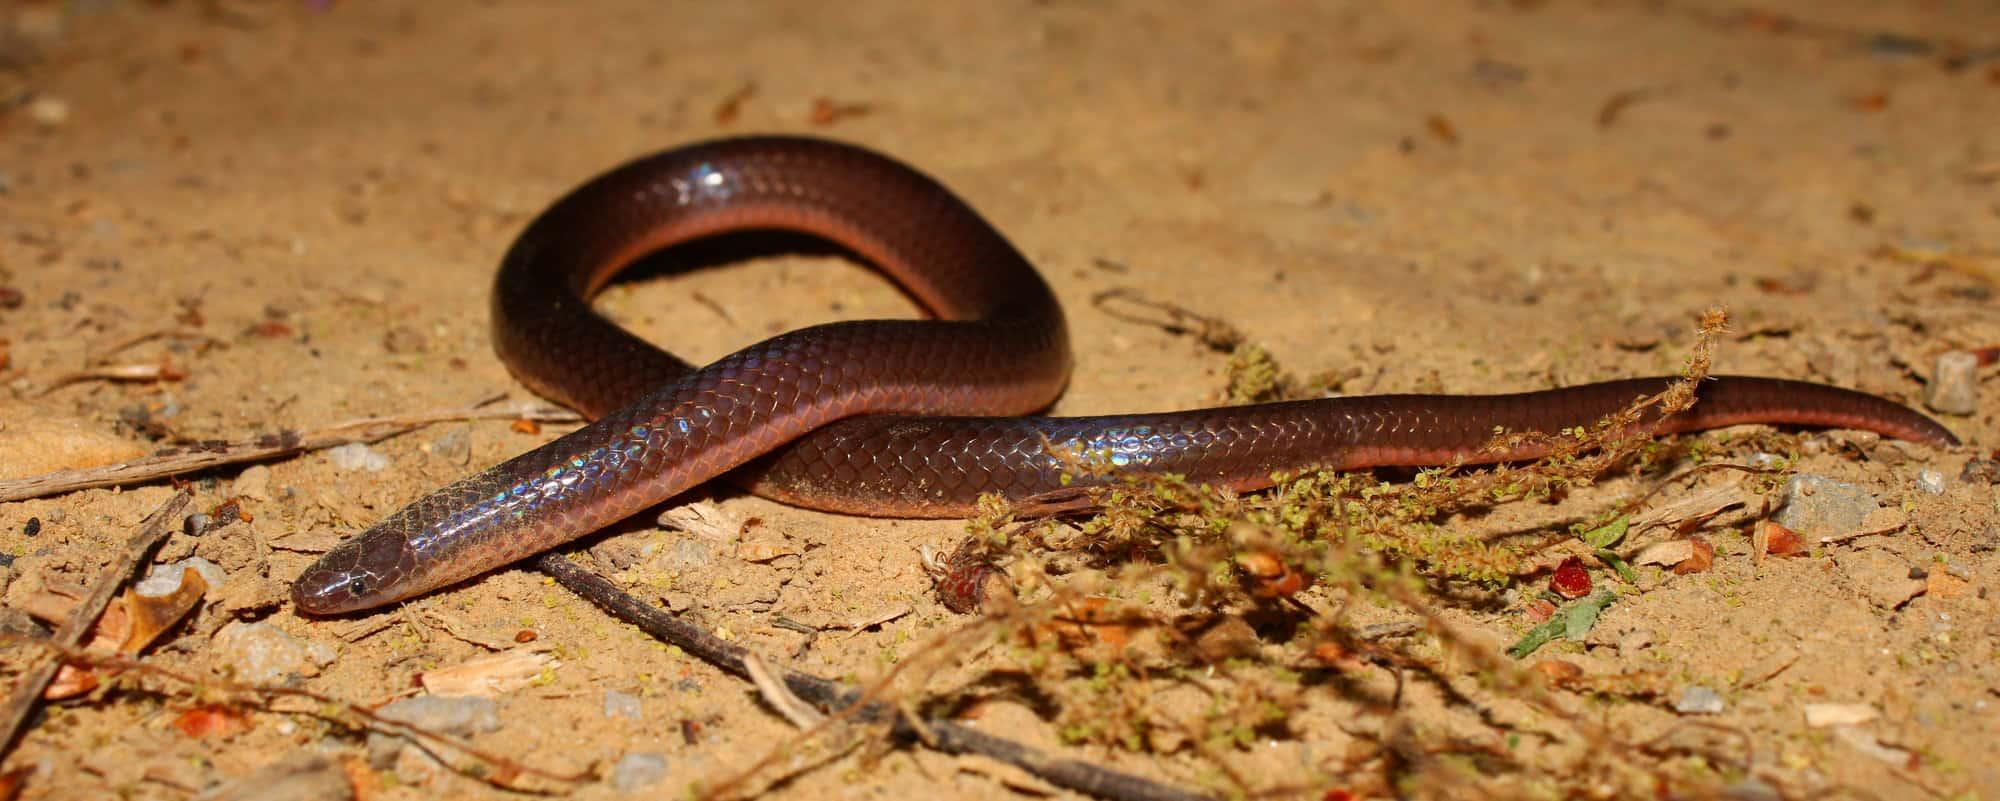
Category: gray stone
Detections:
[
  {"x1": 137, "y1": 557, "x2": 226, "y2": 596},
  {"x1": 212, "y1": 622, "x2": 334, "y2": 684},
  {"x1": 1675, "y1": 685, "x2": 1726, "y2": 715},
  {"x1": 660, "y1": 538, "x2": 713, "y2": 569},
  {"x1": 603, "y1": 689, "x2": 642, "y2": 719},
  {"x1": 1916, "y1": 469, "x2": 1946, "y2": 495},
  {"x1": 608, "y1": 752, "x2": 669, "y2": 793},
  {"x1": 232, "y1": 465, "x2": 272, "y2": 500},
  {"x1": 366, "y1": 696, "x2": 503, "y2": 767},
  {"x1": 1773, "y1": 475, "x2": 1879, "y2": 537},
  {"x1": 325, "y1": 443, "x2": 390, "y2": 473},
  {"x1": 1925, "y1": 350, "x2": 1979, "y2": 415},
  {"x1": 431, "y1": 424, "x2": 472, "y2": 466}
]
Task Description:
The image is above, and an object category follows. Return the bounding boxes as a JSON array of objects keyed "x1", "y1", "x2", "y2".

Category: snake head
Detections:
[{"x1": 291, "y1": 529, "x2": 415, "y2": 616}]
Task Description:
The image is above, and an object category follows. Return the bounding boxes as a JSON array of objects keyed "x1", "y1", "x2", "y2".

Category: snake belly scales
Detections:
[{"x1": 291, "y1": 135, "x2": 1958, "y2": 615}]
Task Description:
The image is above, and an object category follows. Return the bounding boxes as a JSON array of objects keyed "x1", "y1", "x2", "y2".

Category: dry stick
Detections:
[
  {"x1": 0, "y1": 490, "x2": 190, "y2": 760},
  {"x1": 534, "y1": 554, "x2": 1214, "y2": 801},
  {"x1": 0, "y1": 402, "x2": 581, "y2": 503}
]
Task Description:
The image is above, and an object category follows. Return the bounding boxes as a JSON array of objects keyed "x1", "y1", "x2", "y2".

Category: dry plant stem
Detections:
[
  {"x1": 0, "y1": 490, "x2": 189, "y2": 760},
  {"x1": 533, "y1": 554, "x2": 1215, "y2": 801},
  {"x1": 0, "y1": 636, "x2": 584, "y2": 792},
  {"x1": 0, "y1": 402, "x2": 581, "y2": 503}
]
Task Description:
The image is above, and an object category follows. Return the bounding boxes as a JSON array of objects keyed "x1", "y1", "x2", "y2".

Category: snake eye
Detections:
[{"x1": 346, "y1": 577, "x2": 368, "y2": 598}]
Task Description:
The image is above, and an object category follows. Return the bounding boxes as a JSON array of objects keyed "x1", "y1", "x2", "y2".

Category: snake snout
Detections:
[{"x1": 291, "y1": 534, "x2": 411, "y2": 616}]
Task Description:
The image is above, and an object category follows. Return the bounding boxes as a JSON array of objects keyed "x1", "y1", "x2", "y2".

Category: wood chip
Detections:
[
  {"x1": 657, "y1": 501, "x2": 742, "y2": 542},
  {"x1": 418, "y1": 646, "x2": 558, "y2": 697},
  {"x1": 734, "y1": 542, "x2": 797, "y2": 563},
  {"x1": 743, "y1": 653, "x2": 822, "y2": 729},
  {"x1": 1629, "y1": 483, "x2": 1749, "y2": 531},
  {"x1": 1803, "y1": 703, "x2": 1879, "y2": 727},
  {"x1": 1634, "y1": 540, "x2": 1695, "y2": 567}
]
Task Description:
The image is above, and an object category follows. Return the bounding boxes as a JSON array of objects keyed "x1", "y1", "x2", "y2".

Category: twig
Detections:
[
  {"x1": 1090, "y1": 288, "x2": 1243, "y2": 352},
  {"x1": 0, "y1": 401, "x2": 581, "y2": 503},
  {"x1": 742, "y1": 653, "x2": 825, "y2": 729},
  {"x1": 0, "y1": 490, "x2": 189, "y2": 760},
  {"x1": 533, "y1": 553, "x2": 1215, "y2": 801}
]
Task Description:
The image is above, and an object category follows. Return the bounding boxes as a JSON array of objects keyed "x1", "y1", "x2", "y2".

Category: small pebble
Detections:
[
  {"x1": 660, "y1": 538, "x2": 713, "y2": 570},
  {"x1": 607, "y1": 752, "x2": 669, "y2": 793},
  {"x1": 1675, "y1": 685, "x2": 1727, "y2": 715},
  {"x1": 382, "y1": 325, "x2": 428, "y2": 354},
  {"x1": 213, "y1": 622, "x2": 335, "y2": 684},
  {"x1": 603, "y1": 689, "x2": 642, "y2": 720},
  {"x1": 1959, "y1": 458, "x2": 2000, "y2": 485},
  {"x1": 1773, "y1": 475, "x2": 1879, "y2": 536},
  {"x1": 183, "y1": 512, "x2": 213, "y2": 537},
  {"x1": 1916, "y1": 469, "x2": 1946, "y2": 495},
  {"x1": 325, "y1": 442, "x2": 390, "y2": 473},
  {"x1": 367, "y1": 696, "x2": 503, "y2": 767},
  {"x1": 0, "y1": 608, "x2": 43, "y2": 638},
  {"x1": 430, "y1": 425, "x2": 471, "y2": 466},
  {"x1": 1925, "y1": 350, "x2": 1979, "y2": 416},
  {"x1": 22, "y1": 517, "x2": 39, "y2": 537},
  {"x1": 28, "y1": 97, "x2": 69, "y2": 128},
  {"x1": 137, "y1": 557, "x2": 226, "y2": 596},
  {"x1": 233, "y1": 464, "x2": 272, "y2": 500}
]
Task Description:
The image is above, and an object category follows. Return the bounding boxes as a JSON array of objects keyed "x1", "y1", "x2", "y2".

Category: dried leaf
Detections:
[
  {"x1": 121, "y1": 567, "x2": 207, "y2": 653},
  {"x1": 45, "y1": 603, "x2": 127, "y2": 700},
  {"x1": 0, "y1": 766, "x2": 32, "y2": 801},
  {"x1": 1753, "y1": 519, "x2": 1808, "y2": 562},
  {"x1": 1673, "y1": 537, "x2": 1715, "y2": 574},
  {"x1": 1028, "y1": 597, "x2": 1134, "y2": 658},
  {"x1": 1531, "y1": 659, "x2": 1585, "y2": 687},
  {"x1": 1238, "y1": 550, "x2": 1310, "y2": 598},
  {"x1": 172, "y1": 704, "x2": 253, "y2": 739}
]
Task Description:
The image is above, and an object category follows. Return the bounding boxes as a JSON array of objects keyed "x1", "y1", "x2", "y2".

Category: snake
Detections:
[{"x1": 291, "y1": 135, "x2": 1958, "y2": 615}]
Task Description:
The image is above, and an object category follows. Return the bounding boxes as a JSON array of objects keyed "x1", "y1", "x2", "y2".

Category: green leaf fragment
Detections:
[{"x1": 1580, "y1": 516, "x2": 1629, "y2": 549}]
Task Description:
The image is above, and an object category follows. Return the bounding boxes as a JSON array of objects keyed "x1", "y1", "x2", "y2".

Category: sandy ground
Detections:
[{"x1": 1, "y1": 1, "x2": 1998, "y2": 799}]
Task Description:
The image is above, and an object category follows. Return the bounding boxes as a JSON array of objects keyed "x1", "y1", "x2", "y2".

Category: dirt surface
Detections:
[{"x1": 1, "y1": 1, "x2": 1998, "y2": 799}]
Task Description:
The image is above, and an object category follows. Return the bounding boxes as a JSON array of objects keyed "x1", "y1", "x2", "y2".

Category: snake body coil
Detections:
[{"x1": 293, "y1": 136, "x2": 1957, "y2": 615}]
